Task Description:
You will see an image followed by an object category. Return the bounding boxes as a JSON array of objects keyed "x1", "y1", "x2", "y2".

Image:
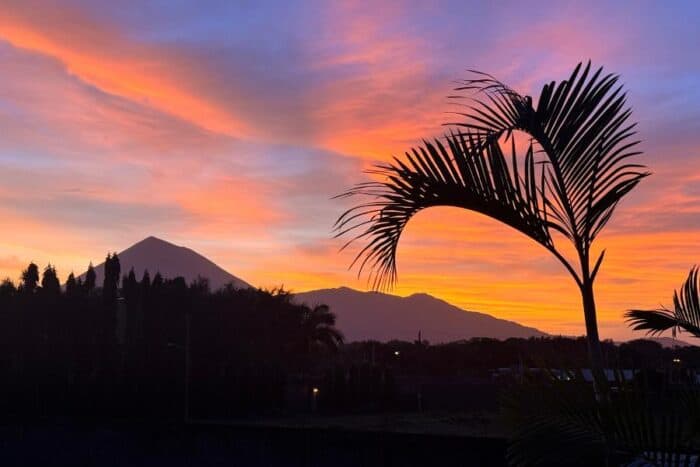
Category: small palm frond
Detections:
[
  {"x1": 601, "y1": 384, "x2": 700, "y2": 466},
  {"x1": 504, "y1": 369, "x2": 607, "y2": 466},
  {"x1": 451, "y1": 61, "x2": 649, "y2": 246},
  {"x1": 300, "y1": 303, "x2": 344, "y2": 351},
  {"x1": 334, "y1": 132, "x2": 557, "y2": 289},
  {"x1": 626, "y1": 266, "x2": 700, "y2": 338},
  {"x1": 625, "y1": 308, "x2": 684, "y2": 337},
  {"x1": 505, "y1": 370, "x2": 700, "y2": 466},
  {"x1": 312, "y1": 326, "x2": 344, "y2": 351}
]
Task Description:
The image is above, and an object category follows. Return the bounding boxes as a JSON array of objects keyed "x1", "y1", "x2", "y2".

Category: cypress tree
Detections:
[
  {"x1": 84, "y1": 263, "x2": 96, "y2": 293},
  {"x1": 41, "y1": 264, "x2": 61, "y2": 296},
  {"x1": 0, "y1": 278, "x2": 16, "y2": 299},
  {"x1": 65, "y1": 272, "x2": 77, "y2": 297},
  {"x1": 141, "y1": 270, "x2": 151, "y2": 289},
  {"x1": 103, "y1": 253, "x2": 121, "y2": 305},
  {"x1": 152, "y1": 272, "x2": 163, "y2": 289},
  {"x1": 20, "y1": 262, "x2": 39, "y2": 294}
]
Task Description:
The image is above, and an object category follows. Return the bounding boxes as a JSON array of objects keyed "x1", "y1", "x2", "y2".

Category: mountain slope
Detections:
[
  {"x1": 79, "y1": 236, "x2": 251, "y2": 290},
  {"x1": 294, "y1": 287, "x2": 546, "y2": 343}
]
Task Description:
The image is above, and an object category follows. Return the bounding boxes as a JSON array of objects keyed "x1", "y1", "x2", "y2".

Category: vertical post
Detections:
[
  {"x1": 184, "y1": 312, "x2": 191, "y2": 423},
  {"x1": 311, "y1": 387, "x2": 319, "y2": 414}
]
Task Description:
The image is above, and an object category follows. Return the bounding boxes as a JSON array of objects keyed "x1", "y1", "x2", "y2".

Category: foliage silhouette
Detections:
[
  {"x1": 0, "y1": 260, "x2": 345, "y2": 420},
  {"x1": 0, "y1": 256, "x2": 698, "y2": 425},
  {"x1": 300, "y1": 303, "x2": 344, "y2": 354},
  {"x1": 504, "y1": 369, "x2": 700, "y2": 466},
  {"x1": 103, "y1": 253, "x2": 121, "y2": 304},
  {"x1": 84, "y1": 262, "x2": 96, "y2": 292},
  {"x1": 65, "y1": 272, "x2": 78, "y2": 297},
  {"x1": 41, "y1": 264, "x2": 60, "y2": 296},
  {"x1": 0, "y1": 278, "x2": 16, "y2": 298},
  {"x1": 21, "y1": 262, "x2": 39, "y2": 293},
  {"x1": 335, "y1": 62, "x2": 649, "y2": 393},
  {"x1": 626, "y1": 266, "x2": 700, "y2": 339}
]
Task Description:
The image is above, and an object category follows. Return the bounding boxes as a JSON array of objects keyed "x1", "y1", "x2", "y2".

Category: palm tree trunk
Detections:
[{"x1": 580, "y1": 278, "x2": 608, "y2": 398}]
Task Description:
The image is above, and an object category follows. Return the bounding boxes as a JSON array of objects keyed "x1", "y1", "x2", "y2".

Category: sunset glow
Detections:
[{"x1": 1, "y1": 0, "x2": 698, "y2": 339}]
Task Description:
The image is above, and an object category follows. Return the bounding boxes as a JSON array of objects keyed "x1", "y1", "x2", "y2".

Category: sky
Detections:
[{"x1": 0, "y1": 0, "x2": 698, "y2": 340}]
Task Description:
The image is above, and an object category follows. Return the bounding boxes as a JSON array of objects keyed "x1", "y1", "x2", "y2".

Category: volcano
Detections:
[{"x1": 79, "y1": 236, "x2": 251, "y2": 290}]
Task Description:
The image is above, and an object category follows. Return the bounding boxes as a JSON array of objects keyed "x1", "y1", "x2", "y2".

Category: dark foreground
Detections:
[{"x1": 0, "y1": 420, "x2": 507, "y2": 467}]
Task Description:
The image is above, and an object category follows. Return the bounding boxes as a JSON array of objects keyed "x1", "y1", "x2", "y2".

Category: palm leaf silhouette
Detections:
[
  {"x1": 449, "y1": 61, "x2": 648, "y2": 248},
  {"x1": 505, "y1": 370, "x2": 700, "y2": 466},
  {"x1": 626, "y1": 266, "x2": 700, "y2": 338},
  {"x1": 336, "y1": 133, "x2": 557, "y2": 289},
  {"x1": 301, "y1": 303, "x2": 344, "y2": 352},
  {"x1": 335, "y1": 62, "x2": 649, "y2": 392}
]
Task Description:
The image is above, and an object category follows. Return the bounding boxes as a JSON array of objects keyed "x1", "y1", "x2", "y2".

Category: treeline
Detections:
[
  {"x1": 338, "y1": 337, "x2": 699, "y2": 377},
  {"x1": 0, "y1": 255, "x2": 344, "y2": 420},
  {"x1": 0, "y1": 256, "x2": 696, "y2": 420}
]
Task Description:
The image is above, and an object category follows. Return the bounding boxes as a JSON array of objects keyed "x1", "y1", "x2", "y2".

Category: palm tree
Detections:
[
  {"x1": 626, "y1": 266, "x2": 700, "y2": 339},
  {"x1": 299, "y1": 303, "x2": 344, "y2": 354},
  {"x1": 335, "y1": 62, "x2": 649, "y2": 394}
]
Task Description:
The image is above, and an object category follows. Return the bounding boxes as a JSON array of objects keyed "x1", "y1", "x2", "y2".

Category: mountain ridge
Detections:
[{"x1": 293, "y1": 286, "x2": 547, "y2": 343}]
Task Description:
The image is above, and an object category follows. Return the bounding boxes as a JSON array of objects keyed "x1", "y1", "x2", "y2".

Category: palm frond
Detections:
[
  {"x1": 625, "y1": 266, "x2": 700, "y2": 338},
  {"x1": 451, "y1": 61, "x2": 649, "y2": 246},
  {"x1": 300, "y1": 303, "x2": 344, "y2": 351},
  {"x1": 334, "y1": 132, "x2": 557, "y2": 289},
  {"x1": 336, "y1": 62, "x2": 648, "y2": 289},
  {"x1": 505, "y1": 370, "x2": 700, "y2": 466},
  {"x1": 625, "y1": 308, "x2": 683, "y2": 337}
]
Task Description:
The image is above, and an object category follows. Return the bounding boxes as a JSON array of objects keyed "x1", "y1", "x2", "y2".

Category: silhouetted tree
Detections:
[
  {"x1": 121, "y1": 267, "x2": 141, "y2": 374},
  {"x1": 335, "y1": 62, "x2": 649, "y2": 394},
  {"x1": 20, "y1": 262, "x2": 39, "y2": 294},
  {"x1": 103, "y1": 253, "x2": 120, "y2": 304},
  {"x1": 41, "y1": 264, "x2": 60, "y2": 296},
  {"x1": 0, "y1": 278, "x2": 16, "y2": 299},
  {"x1": 152, "y1": 272, "x2": 163, "y2": 289},
  {"x1": 122, "y1": 268, "x2": 138, "y2": 292},
  {"x1": 300, "y1": 304, "x2": 344, "y2": 354},
  {"x1": 65, "y1": 272, "x2": 78, "y2": 297},
  {"x1": 122, "y1": 268, "x2": 139, "y2": 312},
  {"x1": 141, "y1": 269, "x2": 151, "y2": 289},
  {"x1": 190, "y1": 276, "x2": 210, "y2": 296},
  {"x1": 84, "y1": 263, "x2": 96, "y2": 293}
]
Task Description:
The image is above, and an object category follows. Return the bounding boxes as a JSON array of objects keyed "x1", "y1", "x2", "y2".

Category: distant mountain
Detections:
[
  {"x1": 78, "y1": 237, "x2": 546, "y2": 341},
  {"x1": 294, "y1": 287, "x2": 546, "y2": 343},
  {"x1": 79, "y1": 236, "x2": 251, "y2": 290}
]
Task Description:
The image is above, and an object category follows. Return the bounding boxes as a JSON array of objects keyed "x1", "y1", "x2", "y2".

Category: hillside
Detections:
[{"x1": 294, "y1": 287, "x2": 546, "y2": 343}]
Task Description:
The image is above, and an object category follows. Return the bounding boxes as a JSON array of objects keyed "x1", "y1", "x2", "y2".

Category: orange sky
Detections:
[{"x1": 0, "y1": 1, "x2": 698, "y2": 340}]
